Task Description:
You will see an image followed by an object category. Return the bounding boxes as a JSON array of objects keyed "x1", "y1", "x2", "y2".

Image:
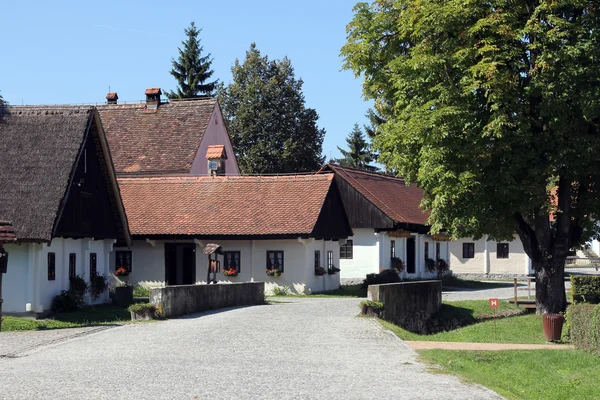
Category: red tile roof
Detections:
[
  {"x1": 106, "y1": 92, "x2": 118, "y2": 101},
  {"x1": 98, "y1": 99, "x2": 216, "y2": 173},
  {"x1": 118, "y1": 174, "x2": 335, "y2": 236},
  {"x1": 206, "y1": 144, "x2": 226, "y2": 159},
  {"x1": 324, "y1": 164, "x2": 429, "y2": 226}
]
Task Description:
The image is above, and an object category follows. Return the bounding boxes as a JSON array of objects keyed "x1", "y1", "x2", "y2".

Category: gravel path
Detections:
[{"x1": 0, "y1": 298, "x2": 501, "y2": 399}]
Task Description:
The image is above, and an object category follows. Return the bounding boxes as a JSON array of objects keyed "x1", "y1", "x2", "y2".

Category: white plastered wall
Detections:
[
  {"x1": 117, "y1": 238, "x2": 341, "y2": 295},
  {"x1": 3, "y1": 238, "x2": 114, "y2": 313},
  {"x1": 449, "y1": 235, "x2": 532, "y2": 276},
  {"x1": 339, "y1": 228, "x2": 379, "y2": 279}
]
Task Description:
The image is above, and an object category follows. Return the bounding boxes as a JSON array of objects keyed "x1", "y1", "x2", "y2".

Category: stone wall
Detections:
[
  {"x1": 368, "y1": 281, "x2": 442, "y2": 333},
  {"x1": 150, "y1": 282, "x2": 265, "y2": 318}
]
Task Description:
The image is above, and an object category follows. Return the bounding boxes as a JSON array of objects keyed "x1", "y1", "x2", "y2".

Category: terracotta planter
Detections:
[{"x1": 542, "y1": 313, "x2": 564, "y2": 342}]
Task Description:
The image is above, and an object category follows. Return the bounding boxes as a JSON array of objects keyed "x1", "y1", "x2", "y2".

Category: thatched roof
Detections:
[{"x1": 0, "y1": 106, "x2": 130, "y2": 243}]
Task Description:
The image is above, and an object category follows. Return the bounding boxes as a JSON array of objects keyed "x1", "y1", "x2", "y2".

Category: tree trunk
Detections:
[{"x1": 534, "y1": 256, "x2": 567, "y2": 314}]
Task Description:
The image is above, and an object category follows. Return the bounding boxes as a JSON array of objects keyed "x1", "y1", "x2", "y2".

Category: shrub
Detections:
[
  {"x1": 565, "y1": 304, "x2": 600, "y2": 354},
  {"x1": 571, "y1": 275, "x2": 600, "y2": 304},
  {"x1": 362, "y1": 268, "x2": 401, "y2": 288},
  {"x1": 127, "y1": 302, "x2": 157, "y2": 314},
  {"x1": 359, "y1": 300, "x2": 384, "y2": 310},
  {"x1": 436, "y1": 259, "x2": 449, "y2": 275},
  {"x1": 51, "y1": 290, "x2": 85, "y2": 313},
  {"x1": 69, "y1": 275, "x2": 88, "y2": 298},
  {"x1": 425, "y1": 258, "x2": 437, "y2": 274},
  {"x1": 272, "y1": 285, "x2": 291, "y2": 296},
  {"x1": 89, "y1": 274, "x2": 108, "y2": 300},
  {"x1": 391, "y1": 257, "x2": 405, "y2": 273},
  {"x1": 133, "y1": 285, "x2": 150, "y2": 298}
]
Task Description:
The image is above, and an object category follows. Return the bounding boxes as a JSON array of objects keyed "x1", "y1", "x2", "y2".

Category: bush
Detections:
[
  {"x1": 133, "y1": 285, "x2": 150, "y2": 298},
  {"x1": 69, "y1": 275, "x2": 88, "y2": 298},
  {"x1": 359, "y1": 300, "x2": 384, "y2": 310},
  {"x1": 571, "y1": 275, "x2": 600, "y2": 304},
  {"x1": 51, "y1": 290, "x2": 85, "y2": 313},
  {"x1": 272, "y1": 285, "x2": 291, "y2": 296},
  {"x1": 362, "y1": 268, "x2": 401, "y2": 288},
  {"x1": 127, "y1": 302, "x2": 157, "y2": 314},
  {"x1": 90, "y1": 274, "x2": 108, "y2": 300},
  {"x1": 565, "y1": 303, "x2": 600, "y2": 354},
  {"x1": 425, "y1": 258, "x2": 437, "y2": 273}
]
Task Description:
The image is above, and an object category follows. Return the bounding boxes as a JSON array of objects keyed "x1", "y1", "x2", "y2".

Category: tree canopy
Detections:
[
  {"x1": 0, "y1": 91, "x2": 4, "y2": 106},
  {"x1": 167, "y1": 22, "x2": 218, "y2": 99},
  {"x1": 219, "y1": 43, "x2": 325, "y2": 174},
  {"x1": 342, "y1": 0, "x2": 600, "y2": 313},
  {"x1": 336, "y1": 123, "x2": 378, "y2": 170}
]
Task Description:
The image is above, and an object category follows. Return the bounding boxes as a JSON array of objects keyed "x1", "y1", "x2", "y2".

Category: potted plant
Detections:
[
  {"x1": 327, "y1": 266, "x2": 341, "y2": 275},
  {"x1": 360, "y1": 300, "x2": 384, "y2": 317},
  {"x1": 266, "y1": 268, "x2": 281, "y2": 277},
  {"x1": 425, "y1": 258, "x2": 437, "y2": 274},
  {"x1": 391, "y1": 257, "x2": 405, "y2": 273},
  {"x1": 115, "y1": 266, "x2": 129, "y2": 277},
  {"x1": 89, "y1": 273, "x2": 108, "y2": 301},
  {"x1": 128, "y1": 303, "x2": 157, "y2": 321},
  {"x1": 435, "y1": 258, "x2": 449, "y2": 278},
  {"x1": 223, "y1": 268, "x2": 239, "y2": 277},
  {"x1": 314, "y1": 266, "x2": 325, "y2": 276}
]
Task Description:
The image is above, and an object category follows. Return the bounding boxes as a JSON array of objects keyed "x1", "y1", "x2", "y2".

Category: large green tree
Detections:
[
  {"x1": 337, "y1": 123, "x2": 378, "y2": 170},
  {"x1": 342, "y1": 0, "x2": 600, "y2": 313},
  {"x1": 219, "y1": 43, "x2": 325, "y2": 174},
  {"x1": 167, "y1": 21, "x2": 218, "y2": 99}
]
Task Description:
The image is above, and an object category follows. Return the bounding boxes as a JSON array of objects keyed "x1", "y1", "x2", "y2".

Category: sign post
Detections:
[{"x1": 489, "y1": 298, "x2": 499, "y2": 337}]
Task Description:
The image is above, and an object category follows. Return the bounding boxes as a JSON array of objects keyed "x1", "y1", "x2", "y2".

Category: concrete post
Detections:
[{"x1": 484, "y1": 236, "x2": 490, "y2": 274}]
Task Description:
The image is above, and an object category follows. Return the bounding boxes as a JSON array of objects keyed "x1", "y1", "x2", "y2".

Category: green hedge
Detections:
[
  {"x1": 565, "y1": 304, "x2": 600, "y2": 355},
  {"x1": 571, "y1": 275, "x2": 600, "y2": 304}
]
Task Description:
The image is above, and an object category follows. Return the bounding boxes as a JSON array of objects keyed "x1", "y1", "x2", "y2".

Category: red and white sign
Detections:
[{"x1": 489, "y1": 298, "x2": 499, "y2": 309}]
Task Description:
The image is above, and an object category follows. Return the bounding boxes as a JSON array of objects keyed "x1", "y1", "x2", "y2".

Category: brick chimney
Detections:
[
  {"x1": 106, "y1": 92, "x2": 118, "y2": 105},
  {"x1": 145, "y1": 88, "x2": 161, "y2": 110}
]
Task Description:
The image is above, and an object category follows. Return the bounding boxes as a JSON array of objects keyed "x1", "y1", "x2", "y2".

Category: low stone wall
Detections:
[
  {"x1": 368, "y1": 280, "x2": 442, "y2": 333},
  {"x1": 150, "y1": 282, "x2": 265, "y2": 318}
]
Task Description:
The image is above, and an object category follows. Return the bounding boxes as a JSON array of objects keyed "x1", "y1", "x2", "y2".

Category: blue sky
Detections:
[{"x1": 0, "y1": 0, "x2": 371, "y2": 161}]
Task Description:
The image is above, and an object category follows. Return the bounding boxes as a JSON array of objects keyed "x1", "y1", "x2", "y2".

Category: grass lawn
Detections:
[
  {"x1": 419, "y1": 349, "x2": 600, "y2": 400},
  {"x1": 269, "y1": 284, "x2": 367, "y2": 298},
  {"x1": 2, "y1": 305, "x2": 131, "y2": 332},
  {"x1": 381, "y1": 300, "x2": 548, "y2": 344}
]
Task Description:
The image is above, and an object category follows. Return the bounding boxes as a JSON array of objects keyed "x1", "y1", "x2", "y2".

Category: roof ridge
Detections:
[
  {"x1": 330, "y1": 163, "x2": 407, "y2": 183},
  {"x1": 118, "y1": 174, "x2": 334, "y2": 183}
]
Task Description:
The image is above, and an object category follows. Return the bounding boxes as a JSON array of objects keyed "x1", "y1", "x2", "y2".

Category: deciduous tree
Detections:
[
  {"x1": 342, "y1": 0, "x2": 600, "y2": 313},
  {"x1": 167, "y1": 22, "x2": 218, "y2": 99},
  {"x1": 219, "y1": 43, "x2": 325, "y2": 173}
]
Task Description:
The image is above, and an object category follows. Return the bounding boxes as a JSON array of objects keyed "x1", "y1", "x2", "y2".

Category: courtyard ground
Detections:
[{"x1": 0, "y1": 298, "x2": 501, "y2": 400}]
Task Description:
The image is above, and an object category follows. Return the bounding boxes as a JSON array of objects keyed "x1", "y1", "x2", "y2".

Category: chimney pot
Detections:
[
  {"x1": 145, "y1": 88, "x2": 162, "y2": 110},
  {"x1": 106, "y1": 92, "x2": 118, "y2": 104}
]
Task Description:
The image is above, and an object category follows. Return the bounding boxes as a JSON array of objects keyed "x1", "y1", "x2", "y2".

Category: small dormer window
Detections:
[{"x1": 206, "y1": 145, "x2": 227, "y2": 176}]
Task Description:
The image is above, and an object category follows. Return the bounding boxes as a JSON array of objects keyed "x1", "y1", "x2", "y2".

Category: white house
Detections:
[
  {"x1": 113, "y1": 174, "x2": 353, "y2": 294},
  {"x1": 448, "y1": 235, "x2": 533, "y2": 277},
  {"x1": 318, "y1": 164, "x2": 450, "y2": 280},
  {"x1": 0, "y1": 106, "x2": 131, "y2": 314}
]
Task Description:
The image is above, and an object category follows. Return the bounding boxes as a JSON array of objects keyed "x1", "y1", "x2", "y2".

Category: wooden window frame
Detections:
[
  {"x1": 462, "y1": 243, "x2": 475, "y2": 259},
  {"x1": 314, "y1": 250, "x2": 321, "y2": 268},
  {"x1": 436, "y1": 242, "x2": 441, "y2": 260},
  {"x1": 497, "y1": 243, "x2": 509, "y2": 259},
  {"x1": 69, "y1": 253, "x2": 76, "y2": 279},
  {"x1": 390, "y1": 240, "x2": 396, "y2": 259},
  {"x1": 48, "y1": 252, "x2": 56, "y2": 281},
  {"x1": 116, "y1": 251, "x2": 132, "y2": 273},
  {"x1": 266, "y1": 251, "x2": 284, "y2": 273},
  {"x1": 327, "y1": 250, "x2": 334, "y2": 269},
  {"x1": 224, "y1": 251, "x2": 241, "y2": 272},
  {"x1": 340, "y1": 240, "x2": 353, "y2": 259},
  {"x1": 424, "y1": 242, "x2": 430, "y2": 260}
]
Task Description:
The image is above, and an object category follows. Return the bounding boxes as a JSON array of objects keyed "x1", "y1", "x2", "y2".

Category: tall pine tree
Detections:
[
  {"x1": 219, "y1": 43, "x2": 325, "y2": 174},
  {"x1": 167, "y1": 22, "x2": 218, "y2": 99},
  {"x1": 336, "y1": 124, "x2": 377, "y2": 171}
]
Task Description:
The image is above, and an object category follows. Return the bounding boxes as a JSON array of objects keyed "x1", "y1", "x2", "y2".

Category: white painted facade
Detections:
[
  {"x1": 449, "y1": 235, "x2": 533, "y2": 276},
  {"x1": 590, "y1": 240, "x2": 600, "y2": 257},
  {"x1": 113, "y1": 238, "x2": 341, "y2": 295},
  {"x1": 3, "y1": 238, "x2": 115, "y2": 314},
  {"x1": 339, "y1": 228, "x2": 449, "y2": 280}
]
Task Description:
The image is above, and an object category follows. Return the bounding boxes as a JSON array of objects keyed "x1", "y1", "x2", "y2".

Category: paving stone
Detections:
[{"x1": 0, "y1": 298, "x2": 502, "y2": 399}]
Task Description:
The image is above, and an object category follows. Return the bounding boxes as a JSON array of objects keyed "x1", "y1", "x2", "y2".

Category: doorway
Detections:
[
  {"x1": 164, "y1": 243, "x2": 196, "y2": 285},
  {"x1": 406, "y1": 238, "x2": 416, "y2": 274}
]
